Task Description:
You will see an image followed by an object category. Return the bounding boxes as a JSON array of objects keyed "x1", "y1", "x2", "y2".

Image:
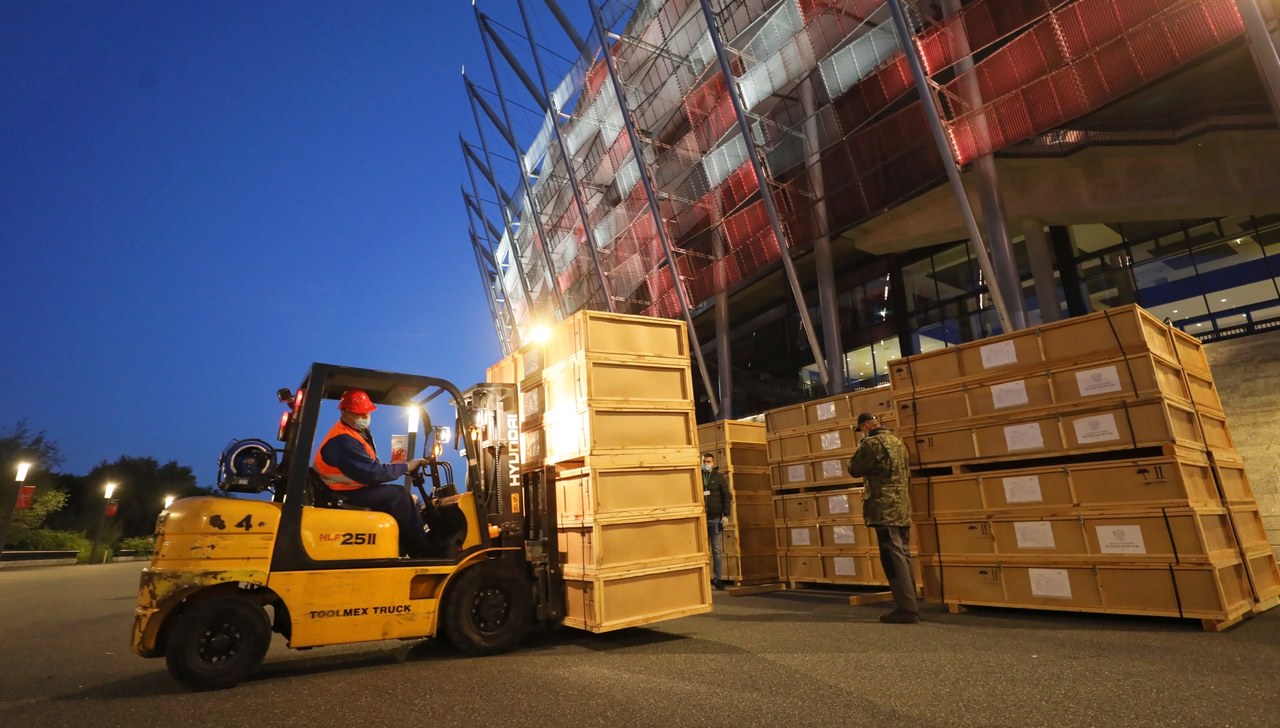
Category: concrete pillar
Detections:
[
  {"x1": 1021, "y1": 221, "x2": 1062, "y2": 323},
  {"x1": 801, "y1": 78, "x2": 847, "y2": 392}
]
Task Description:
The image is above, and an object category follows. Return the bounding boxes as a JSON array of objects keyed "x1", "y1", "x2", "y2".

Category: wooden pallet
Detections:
[{"x1": 942, "y1": 600, "x2": 1255, "y2": 632}]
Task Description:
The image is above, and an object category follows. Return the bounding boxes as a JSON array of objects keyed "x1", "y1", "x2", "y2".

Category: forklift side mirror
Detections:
[{"x1": 434, "y1": 425, "x2": 453, "y2": 445}]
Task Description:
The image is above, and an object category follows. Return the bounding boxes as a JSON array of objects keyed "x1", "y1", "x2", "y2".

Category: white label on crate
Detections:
[
  {"x1": 827, "y1": 493, "x2": 850, "y2": 514},
  {"x1": 1097, "y1": 525, "x2": 1147, "y2": 554},
  {"x1": 980, "y1": 340, "x2": 1018, "y2": 369},
  {"x1": 1073, "y1": 413, "x2": 1120, "y2": 444},
  {"x1": 786, "y1": 464, "x2": 806, "y2": 483},
  {"x1": 832, "y1": 525, "x2": 856, "y2": 545},
  {"x1": 833, "y1": 556, "x2": 857, "y2": 576},
  {"x1": 1004, "y1": 423, "x2": 1044, "y2": 451},
  {"x1": 791, "y1": 528, "x2": 812, "y2": 546},
  {"x1": 816, "y1": 401, "x2": 837, "y2": 421},
  {"x1": 820, "y1": 431, "x2": 843, "y2": 451},
  {"x1": 1002, "y1": 475, "x2": 1044, "y2": 504},
  {"x1": 1029, "y1": 568, "x2": 1072, "y2": 599},
  {"x1": 991, "y1": 380, "x2": 1030, "y2": 409},
  {"x1": 1014, "y1": 521, "x2": 1056, "y2": 549},
  {"x1": 1076, "y1": 365, "x2": 1123, "y2": 397},
  {"x1": 821, "y1": 460, "x2": 844, "y2": 479}
]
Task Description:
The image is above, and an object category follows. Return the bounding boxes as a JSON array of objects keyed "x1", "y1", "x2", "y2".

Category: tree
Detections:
[{"x1": 1, "y1": 421, "x2": 64, "y2": 549}]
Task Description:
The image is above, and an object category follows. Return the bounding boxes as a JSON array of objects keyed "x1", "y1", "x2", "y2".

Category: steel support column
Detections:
[
  {"x1": 696, "y1": 0, "x2": 831, "y2": 392},
  {"x1": 884, "y1": 0, "x2": 1013, "y2": 334},
  {"x1": 1236, "y1": 0, "x2": 1280, "y2": 124},
  {"x1": 461, "y1": 135, "x2": 538, "y2": 329},
  {"x1": 799, "y1": 78, "x2": 846, "y2": 392},
  {"x1": 514, "y1": 0, "x2": 615, "y2": 312},
  {"x1": 591, "y1": 1, "x2": 719, "y2": 417}
]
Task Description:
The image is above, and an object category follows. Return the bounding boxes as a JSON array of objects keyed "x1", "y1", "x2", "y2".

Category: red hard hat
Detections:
[{"x1": 338, "y1": 389, "x2": 377, "y2": 414}]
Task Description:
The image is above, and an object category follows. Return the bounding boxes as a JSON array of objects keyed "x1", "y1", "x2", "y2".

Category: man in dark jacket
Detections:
[
  {"x1": 847, "y1": 412, "x2": 918, "y2": 623},
  {"x1": 702, "y1": 452, "x2": 732, "y2": 590}
]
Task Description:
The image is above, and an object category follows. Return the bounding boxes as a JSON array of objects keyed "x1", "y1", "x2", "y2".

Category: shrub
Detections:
[{"x1": 118, "y1": 536, "x2": 157, "y2": 555}]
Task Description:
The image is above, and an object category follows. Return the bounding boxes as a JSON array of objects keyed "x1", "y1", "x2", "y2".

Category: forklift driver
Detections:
[{"x1": 313, "y1": 389, "x2": 432, "y2": 557}]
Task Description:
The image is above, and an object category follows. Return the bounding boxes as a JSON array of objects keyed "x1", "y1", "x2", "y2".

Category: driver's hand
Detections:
[{"x1": 406, "y1": 458, "x2": 427, "y2": 471}]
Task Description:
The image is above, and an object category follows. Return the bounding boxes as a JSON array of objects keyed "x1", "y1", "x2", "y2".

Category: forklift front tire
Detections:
[
  {"x1": 164, "y1": 596, "x2": 271, "y2": 691},
  {"x1": 441, "y1": 559, "x2": 532, "y2": 656}
]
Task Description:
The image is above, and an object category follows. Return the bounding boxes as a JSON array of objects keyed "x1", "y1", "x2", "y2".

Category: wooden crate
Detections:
[
  {"x1": 728, "y1": 469, "x2": 772, "y2": 493},
  {"x1": 1209, "y1": 454, "x2": 1257, "y2": 503},
  {"x1": 726, "y1": 524, "x2": 776, "y2": 555},
  {"x1": 535, "y1": 310, "x2": 688, "y2": 374},
  {"x1": 730, "y1": 494, "x2": 775, "y2": 525},
  {"x1": 523, "y1": 354, "x2": 693, "y2": 418},
  {"x1": 905, "y1": 397, "x2": 1206, "y2": 466},
  {"x1": 562, "y1": 560, "x2": 712, "y2": 633},
  {"x1": 558, "y1": 510, "x2": 707, "y2": 573},
  {"x1": 1170, "y1": 326, "x2": 1212, "y2": 377},
  {"x1": 847, "y1": 386, "x2": 896, "y2": 419},
  {"x1": 528, "y1": 407, "x2": 698, "y2": 464},
  {"x1": 820, "y1": 523, "x2": 873, "y2": 550},
  {"x1": 890, "y1": 304, "x2": 1180, "y2": 394},
  {"x1": 725, "y1": 553, "x2": 780, "y2": 583},
  {"x1": 1241, "y1": 544, "x2": 1280, "y2": 603},
  {"x1": 910, "y1": 447, "x2": 1222, "y2": 518},
  {"x1": 697, "y1": 419, "x2": 767, "y2": 447},
  {"x1": 555, "y1": 464, "x2": 702, "y2": 522},
  {"x1": 920, "y1": 557, "x2": 1254, "y2": 624},
  {"x1": 485, "y1": 353, "x2": 519, "y2": 385},
  {"x1": 705, "y1": 444, "x2": 769, "y2": 470},
  {"x1": 1225, "y1": 504, "x2": 1273, "y2": 553},
  {"x1": 777, "y1": 523, "x2": 821, "y2": 552},
  {"x1": 771, "y1": 458, "x2": 857, "y2": 489},
  {"x1": 822, "y1": 553, "x2": 882, "y2": 584},
  {"x1": 780, "y1": 554, "x2": 824, "y2": 580},
  {"x1": 918, "y1": 506, "x2": 1238, "y2": 564},
  {"x1": 897, "y1": 353, "x2": 1196, "y2": 430},
  {"x1": 774, "y1": 493, "x2": 818, "y2": 521},
  {"x1": 765, "y1": 402, "x2": 808, "y2": 435}
]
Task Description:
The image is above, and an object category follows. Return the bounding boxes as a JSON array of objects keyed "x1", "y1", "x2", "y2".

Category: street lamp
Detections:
[
  {"x1": 91, "y1": 482, "x2": 119, "y2": 564},
  {"x1": 164, "y1": 495, "x2": 175, "y2": 509},
  {"x1": 0, "y1": 462, "x2": 33, "y2": 562}
]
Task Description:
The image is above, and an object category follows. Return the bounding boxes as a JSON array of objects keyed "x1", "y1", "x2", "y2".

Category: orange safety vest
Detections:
[{"x1": 313, "y1": 420, "x2": 379, "y2": 491}]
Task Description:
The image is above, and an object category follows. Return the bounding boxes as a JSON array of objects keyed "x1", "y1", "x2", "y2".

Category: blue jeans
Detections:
[{"x1": 708, "y1": 517, "x2": 724, "y2": 583}]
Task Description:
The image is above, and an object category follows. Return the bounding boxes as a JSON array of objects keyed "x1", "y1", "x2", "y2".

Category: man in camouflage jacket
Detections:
[{"x1": 847, "y1": 412, "x2": 918, "y2": 623}]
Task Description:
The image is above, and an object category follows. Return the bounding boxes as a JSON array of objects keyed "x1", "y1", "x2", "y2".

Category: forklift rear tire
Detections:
[
  {"x1": 164, "y1": 597, "x2": 271, "y2": 691},
  {"x1": 441, "y1": 559, "x2": 531, "y2": 656}
]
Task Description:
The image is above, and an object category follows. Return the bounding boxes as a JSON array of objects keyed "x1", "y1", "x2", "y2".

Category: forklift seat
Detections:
[{"x1": 306, "y1": 468, "x2": 370, "y2": 510}]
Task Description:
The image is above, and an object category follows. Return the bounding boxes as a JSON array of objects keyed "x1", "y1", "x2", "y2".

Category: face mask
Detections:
[
  {"x1": 702, "y1": 463, "x2": 712, "y2": 472},
  {"x1": 350, "y1": 415, "x2": 371, "y2": 430}
]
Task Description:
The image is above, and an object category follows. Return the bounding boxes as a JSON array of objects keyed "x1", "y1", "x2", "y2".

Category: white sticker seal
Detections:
[
  {"x1": 1076, "y1": 365, "x2": 1123, "y2": 397},
  {"x1": 787, "y1": 464, "x2": 806, "y2": 483},
  {"x1": 832, "y1": 525, "x2": 856, "y2": 545},
  {"x1": 819, "y1": 431, "x2": 843, "y2": 451},
  {"x1": 815, "y1": 401, "x2": 837, "y2": 421},
  {"x1": 1014, "y1": 521, "x2": 1057, "y2": 549},
  {"x1": 1004, "y1": 423, "x2": 1045, "y2": 451},
  {"x1": 827, "y1": 493, "x2": 850, "y2": 514},
  {"x1": 991, "y1": 379, "x2": 1030, "y2": 409},
  {"x1": 791, "y1": 528, "x2": 811, "y2": 546},
  {"x1": 821, "y1": 459, "x2": 844, "y2": 479},
  {"x1": 1096, "y1": 525, "x2": 1147, "y2": 554},
  {"x1": 833, "y1": 556, "x2": 857, "y2": 576},
  {"x1": 1002, "y1": 475, "x2": 1044, "y2": 504}
]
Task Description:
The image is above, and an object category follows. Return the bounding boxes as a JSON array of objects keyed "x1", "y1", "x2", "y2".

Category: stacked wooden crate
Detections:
[
  {"x1": 697, "y1": 420, "x2": 776, "y2": 584},
  {"x1": 764, "y1": 387, "x2": 920, "y2": 588},
  {"x1": 894, "y1": 304, "x2": 1280, "y2": 630},
  {"x1": 496, "y1": 311, "x2": 711, "y2": 633}
]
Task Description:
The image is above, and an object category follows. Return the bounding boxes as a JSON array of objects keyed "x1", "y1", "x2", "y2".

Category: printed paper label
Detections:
[
  {"x1": 833, "y1": 556, "x2": 857, "y2": 576},
  {"x1": 791, "y1": 528, "x2": 811, "y2": 546},
  {"x1": 1076, "y1": 365, "x2": 1123, "y2": 397},
  {"x1": 786, "y1": 464, "x2": 806, "y2": 483},
  {"x1": 1029, "y1": 568, "x2": 1073, "y2": 599},
  {"x1": 980, "y1": 340, "x2": 1019, "y2": 368},
  {"x1": 1002, "y1": 475, "x2": 1044, "y2": 504},
  {"x1": 390, "y1": 435, "x2": 407, "y2": 464},
  {"x1": 991, "y1": 380, "x2": 1030, "y2": 409},
  {"x1": 815, "y1": 402, "x2": 837, "y2": 421},
  {"x1": 1097, "y1": 525, "x2": 1147, "y2": 554},
  {"x1": 1004, "y1": 423, "x2": 1045, "y2": 451},
  {"x1": 1073, "y1": 413, "x2": 1120, "y2": 444},
  {"x1": 827, "y1": 494, "x2": 850, "y2": 514},
  {"x1": 821, "y1": 460, "x2": 844, "y2": 479},
  {"x1": 832, "y1": 525, "x2": 856, "y2": 545},
  {"x1": 819, "y1": 431, "x2": 843, "y2": 451},
  {"x1": 1014, "y1": 521, "x2": 1056, "y2": 549}
]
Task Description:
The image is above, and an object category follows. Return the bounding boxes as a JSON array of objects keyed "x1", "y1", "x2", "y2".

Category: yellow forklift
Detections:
[{"x1": 131, "y1": 363, "x2": 563, "y2": 690}]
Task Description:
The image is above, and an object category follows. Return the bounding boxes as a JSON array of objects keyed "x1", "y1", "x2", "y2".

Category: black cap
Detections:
[{"x1": 856, "y1": 412, "x2": 878, "y2": 426}]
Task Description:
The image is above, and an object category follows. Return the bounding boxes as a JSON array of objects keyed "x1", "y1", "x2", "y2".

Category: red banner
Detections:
[
  {"x1": 15, "y1": 484, "x2": 35, "y2": 510},
  {"x1": 105, "y1": 499, "x2": 119, "y2": 517}
]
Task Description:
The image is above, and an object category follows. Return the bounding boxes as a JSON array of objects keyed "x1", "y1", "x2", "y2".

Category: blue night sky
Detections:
[{"x1": 2, "y1": 1, "x2": 585, "y2": 479}]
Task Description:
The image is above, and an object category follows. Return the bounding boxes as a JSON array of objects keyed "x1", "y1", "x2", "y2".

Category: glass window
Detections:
[{"x1": 932, "y1": 243, "x2": 980, "y2": 296}]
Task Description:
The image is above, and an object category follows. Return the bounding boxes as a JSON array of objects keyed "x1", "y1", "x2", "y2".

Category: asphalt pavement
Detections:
[{"x1": 2, "y1": 562, "x2": 1279, "y2": 727}]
